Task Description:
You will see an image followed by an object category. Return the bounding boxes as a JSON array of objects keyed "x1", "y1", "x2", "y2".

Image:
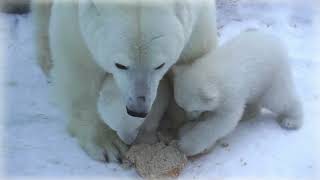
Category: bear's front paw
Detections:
[{"x1": 78, "y1": 128, "x2": 128, "y2": 163}]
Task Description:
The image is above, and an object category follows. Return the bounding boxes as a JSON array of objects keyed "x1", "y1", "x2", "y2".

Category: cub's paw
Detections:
[
  {"x1": 178, "y1": 121, "x2": 198, "y2": 137},
  {"x1": 178, "y1": 123, "x2": 208, "y2": 156},
  {"x1": 78, "y1": 128, "x2": 128, "y2": 163},
  {"x1": 278, "y1": 117, "x2": 302, "y2": 130}
]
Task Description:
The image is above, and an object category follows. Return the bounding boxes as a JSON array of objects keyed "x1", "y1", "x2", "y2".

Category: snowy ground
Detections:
[{"x1": 1, "y1": 1, "x2": 319, "y2": 179}]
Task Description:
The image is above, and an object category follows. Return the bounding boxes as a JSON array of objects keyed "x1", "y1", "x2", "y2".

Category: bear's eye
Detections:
[
  {"x1": 115, "y1": 63, "x2": 128, "y2": 70},
  {"x1": 155, "y1": 63, "x2": 165, "y2": 70}
]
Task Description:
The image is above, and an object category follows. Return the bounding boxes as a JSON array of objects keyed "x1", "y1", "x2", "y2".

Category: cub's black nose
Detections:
[{"x1": 126, "y1": 107, "x2": 148, "y2": 118}]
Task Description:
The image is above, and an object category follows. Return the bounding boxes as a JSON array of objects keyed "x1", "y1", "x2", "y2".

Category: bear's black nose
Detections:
[{"x1": 126, "y1": 107, "x2": 148, "y2": 118}]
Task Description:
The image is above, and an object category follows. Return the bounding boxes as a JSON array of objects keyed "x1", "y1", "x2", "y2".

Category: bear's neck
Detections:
[{"x1": 178, "y1": 3, "x2": 217, "y2": 65}]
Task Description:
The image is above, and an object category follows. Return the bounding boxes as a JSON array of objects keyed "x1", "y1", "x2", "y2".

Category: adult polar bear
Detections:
[{"x1": 32, "y1": 0, "x2": 217, "y2": 163}]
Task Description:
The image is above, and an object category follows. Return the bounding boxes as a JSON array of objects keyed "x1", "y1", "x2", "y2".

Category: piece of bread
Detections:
[{"x1": 124, "y1": 142, "x2": 188, "y2": 178}]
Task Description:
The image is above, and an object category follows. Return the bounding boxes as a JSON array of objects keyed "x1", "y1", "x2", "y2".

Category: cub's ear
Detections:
[{"x1": 171, "y1": 65, "x2": 187, "y2": 75}]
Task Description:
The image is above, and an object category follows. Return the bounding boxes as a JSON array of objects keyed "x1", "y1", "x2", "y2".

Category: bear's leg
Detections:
[
  {"x1": 264, "y1": 95, "x2": 303, "y2": 130},
  {"x1": 134, "y1": 78, "x2": 170, "y2": 144},
  {"x1": 46, "y1": 1, "x2": 128, "y2": 163},
  {"x1": 261, "y1": 76, "x2": 303, "y2": 130},
  {"x1": 63, "y1": 83, "x2": 128, "y2": 163},
  {"x1": 241, "y1": 103, "x2": 261, "y2": 121},
  {"x1": 31, "y1": 0, "x2": 52, "y2": 78},
  {"x1": 67, "y1": 103, "x2": 128, "y2": 163},
  {"x1": 50, "y1": 50, "x2": 127, "y2": 163},
  {"x1": 277, "y1": 101, "x2": 303, "y2": 130},
  {"x1": 178, "y1": 99, "x2": 245, "y2": 156}
]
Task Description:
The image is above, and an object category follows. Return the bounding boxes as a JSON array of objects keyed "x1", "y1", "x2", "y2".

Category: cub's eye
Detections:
[
  {"x1": 155, "y1": 63, "x2": 165, "y2": 70},
  {"x1": 115, "y1": 63, "x2": 128, "y2": 70}
]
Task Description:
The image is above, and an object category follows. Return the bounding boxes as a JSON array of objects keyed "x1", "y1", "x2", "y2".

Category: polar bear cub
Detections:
[
  {"x1": 172, "y1": 31, "x2": 303, "y2": 156},
  {"x1": 98, "y1": 76, "x2": 170, "y2": 145}
]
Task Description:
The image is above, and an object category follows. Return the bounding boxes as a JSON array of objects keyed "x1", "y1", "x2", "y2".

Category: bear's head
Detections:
[{"x1": 79, "y1": 0, "x2": 187, "y2": 118}]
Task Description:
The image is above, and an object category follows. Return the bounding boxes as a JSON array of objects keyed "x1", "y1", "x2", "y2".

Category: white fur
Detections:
[
  {"x1": 32, "y1": 0, "x2": 217, "y2": 162},
  {"x1": 173, "y1": 31, "x2": 303, "y2": 156}
]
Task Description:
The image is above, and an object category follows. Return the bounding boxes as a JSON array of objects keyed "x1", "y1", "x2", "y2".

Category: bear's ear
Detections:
[
  {"x1": 79, "y1": 0, "x2": 102, "y2": 17},
  {"x1": 171, "y1": 65, "x2": 187, "y2": 75},
  {"x1": 89, "y1": 0, "x2": 102, "y2": 16},
  {"x1": 174, "y1": 2, "x2": 187, "y2": 26}
]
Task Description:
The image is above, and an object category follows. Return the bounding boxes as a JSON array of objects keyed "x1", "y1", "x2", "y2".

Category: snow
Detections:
[{"x1": 1, "y1": 0, "x2": 319, "y2": 179}]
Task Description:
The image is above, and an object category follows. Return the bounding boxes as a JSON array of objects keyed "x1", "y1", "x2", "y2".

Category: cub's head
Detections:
[
  {"x1": 172, "y1": 64, "x2": 219, "y2": 114},
  {"x1": 79, "y1": 0, "x2": 187, "y2": 117}
]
